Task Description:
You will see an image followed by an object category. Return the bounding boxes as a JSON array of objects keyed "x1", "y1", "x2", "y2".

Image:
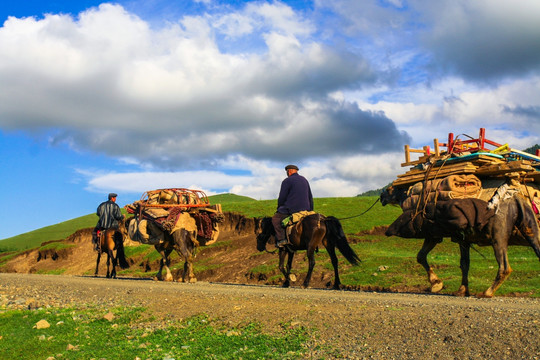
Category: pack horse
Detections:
[{"x1": 125, "y1": 188, "x2": 223, "y2": 282}]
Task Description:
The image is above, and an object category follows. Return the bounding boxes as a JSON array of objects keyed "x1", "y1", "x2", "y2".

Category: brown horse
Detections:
[
  {"x1": 127, "y1": 212, "x2": 198, "y2": 282},
  {"x1": 256, "y1": 214, "x2": 360, "y2": 289},
  {"x1": 380, "y1": 186, "x2": 540, "y2": 297},
  {"x1": 94, "y1": 219, "x2": 130, "y2": 278}
]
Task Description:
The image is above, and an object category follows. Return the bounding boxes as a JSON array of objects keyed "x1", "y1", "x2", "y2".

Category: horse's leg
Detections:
[
  {"x1": 106, "y1": 251, "x2": 111, "y2": 278},
  {"x1": 326, "y1": 243, "x2": 341, "y2": 290},
  {"x1": 162, "y1": 248, "x2": 174, "y2": 282},
  {"x1": 94, "y1": 252, "x2": 101, "y2": 277},
  {"x1": 278, "y1": 249, "x2": 292, "y2": 287},
  {"x1": 456, "y1": 241, "x2": 470, "y2": 296},
  {"x1": 480, "y1": 207, "x2": 516, "y2": 298},
  {"x1": 154, "y1": 245, "x2": 174, "y2": 281},
  {"x1": 174, "y1": 229, "x2": 197, "y2": 283},
  {"x1": 417, "y1": 237, "x2": 443, "y2": 293},
  {"x1": 109, "y1": 249, "x2": 118, "y2": 279},
  {"x1": 481, "y1": 237, "x2": 512, "y2": 298},
  {"x1": 302, "y1": 247, "x2": 316, "y2": 288},
  {"x1": 107, "y1": 231, "x2": 118, "y2": 279}
]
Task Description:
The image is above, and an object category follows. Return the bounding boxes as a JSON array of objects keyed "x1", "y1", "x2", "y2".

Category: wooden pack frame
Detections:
[{"x1": 402, "y1": 128, "x2": 504, "y2": 167}]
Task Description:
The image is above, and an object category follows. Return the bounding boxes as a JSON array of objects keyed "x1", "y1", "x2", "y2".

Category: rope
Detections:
[{"x1": 338, "y1": 197, "x2": 380, "y2": 221}]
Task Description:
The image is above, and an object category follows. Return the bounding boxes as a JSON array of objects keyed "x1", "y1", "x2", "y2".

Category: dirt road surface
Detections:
[{"x1": 1, "y1": 273, "x2": 539, "y2": 359}]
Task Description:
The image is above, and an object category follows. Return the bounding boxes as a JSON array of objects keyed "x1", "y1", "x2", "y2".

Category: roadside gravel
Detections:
[{"x1": 1, "y1": 273, "x2": 539, "y2": 359}]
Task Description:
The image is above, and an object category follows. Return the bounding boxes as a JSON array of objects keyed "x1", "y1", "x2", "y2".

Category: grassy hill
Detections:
[{"x1": 0, "y1": 194, "x2": 397, "y2": 251}]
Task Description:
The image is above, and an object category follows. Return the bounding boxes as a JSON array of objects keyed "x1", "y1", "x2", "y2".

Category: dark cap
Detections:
[
  {"x1": 108, "y1": 193, "x2": 118, "y2": 199},
  {"x1": 285, "y1": 164, "x2": 299, "y2": 170}
]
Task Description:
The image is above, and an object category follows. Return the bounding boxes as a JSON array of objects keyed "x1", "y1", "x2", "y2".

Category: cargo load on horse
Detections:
[
  {"x1": 380, "y1": 128, "x2": 540, "y2": 297},
  {"x1": 124, "y1": 188, "x2": 224, "y2": 282}
]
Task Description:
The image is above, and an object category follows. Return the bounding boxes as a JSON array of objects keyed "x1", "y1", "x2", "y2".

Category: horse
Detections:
[
  {"x1": 380, "y1": 185, "x2": 540, "y2": 297},
  {"x1": 256, "y1": 214, "x2": 361, "y2": 289},
  {"x1": 94, "y1": 219, "x2": 130, "y2": 279},
  {"x1": 127, "y1": 212, "x2": 199, "y2": 282}
]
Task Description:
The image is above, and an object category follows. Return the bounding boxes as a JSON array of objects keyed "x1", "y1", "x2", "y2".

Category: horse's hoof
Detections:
[
  {"x1": 430, "y1": 281, "x2": 443, "y2": 293},
  {"x1": 455, "y1": 286, "x2": 470, "y2": 297},
  {"x1": 289, "y1": 274, "x2": 297, "y2": 282},
  {"x1": 476, "y1": 292, "x2": 493, "y2": 299}
]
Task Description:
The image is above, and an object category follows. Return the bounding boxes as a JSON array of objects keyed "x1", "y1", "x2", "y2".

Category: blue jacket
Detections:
[
  {"x1": 276, "y1": 173, "x2": 314, "y2": 214},
  {"x1": 96, "y1": 200, "x2": 124, "y2": 229}
]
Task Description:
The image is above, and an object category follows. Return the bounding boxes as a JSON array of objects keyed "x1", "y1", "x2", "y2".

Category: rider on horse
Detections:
[
  {"x1": 93, "y1": 193, "x2": 124, "y2": 251},
  {"x1": 272, "y1": 165, "x2": 314, "y2": 247}
]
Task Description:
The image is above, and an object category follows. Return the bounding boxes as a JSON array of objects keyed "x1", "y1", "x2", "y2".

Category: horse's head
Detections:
[
  {"x1": 380, "y1": 186, "x2": 407, "y2": 207},
  {"x1": 118, "y1": 216, "x2": 135, "y2": 242},
  {"x1": 256, "y1": 217, "x2": 275, "y2": 252}
]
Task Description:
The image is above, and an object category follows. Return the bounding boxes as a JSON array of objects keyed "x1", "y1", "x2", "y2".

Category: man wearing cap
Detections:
[
  {"x1": 272, "y1": 165, "x2": 314, "y2": 247},
  {"x1": 93, "y1": 193, "x2": 124, "y2": 250}
]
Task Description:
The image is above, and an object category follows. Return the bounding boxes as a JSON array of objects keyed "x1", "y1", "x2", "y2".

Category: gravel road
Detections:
[{"x1": 1, "y1": 273, "x2": 539, "y2": 359}]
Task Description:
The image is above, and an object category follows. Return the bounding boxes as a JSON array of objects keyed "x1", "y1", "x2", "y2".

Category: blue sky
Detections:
[{"x1": 1, "y1": 0, "x2": 540, "y2": 239}]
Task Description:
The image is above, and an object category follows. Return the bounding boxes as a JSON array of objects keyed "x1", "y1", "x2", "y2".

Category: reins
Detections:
[{"x1": 338, "y1": 197, "x2": 380, "y2": 221}]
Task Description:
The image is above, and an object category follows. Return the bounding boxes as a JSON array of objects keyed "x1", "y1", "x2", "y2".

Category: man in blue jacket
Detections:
[
  {"x1": 272, "y1": 165, "x2": 314, "y2": 247},
  {"x1": 93, "y1": 193, "x2": 124, "y2": 250}
]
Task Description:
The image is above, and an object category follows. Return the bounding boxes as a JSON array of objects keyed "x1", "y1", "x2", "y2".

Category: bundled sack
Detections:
[
  {"x1": 408, "y1": 174, "x2": 482, "y2": 199},
  {"x1": 128, "y1": 218, "x2": 164, "y2": 245},
  {"x1": 439, "y1": 174, "x2": 482, "y2": 198},
  {"x1": 403, "y1": 175, "x2": 483, "y2": 211}
]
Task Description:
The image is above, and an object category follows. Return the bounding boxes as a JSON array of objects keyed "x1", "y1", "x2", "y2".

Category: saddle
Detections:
[{"x1": 281, "y1": 211, "x2": 318, "y2": 240}]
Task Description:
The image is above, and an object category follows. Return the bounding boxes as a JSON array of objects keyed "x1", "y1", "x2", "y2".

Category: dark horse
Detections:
[
  {"x1": 381, "y1": 186, "x2": 540, "y2": 297},
  {"x1": 94, "y1": 219, "x2": 130, "y2": 278},
  {"x1": 256, "y1": 214, "x2": 360, "y2": 289}
]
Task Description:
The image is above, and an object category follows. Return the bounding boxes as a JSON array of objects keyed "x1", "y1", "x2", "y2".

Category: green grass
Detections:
[
  {"x1": 0, "y1": 307, "x2": 314, "y2": 360},
  {"x1": 38, "y1": 242, "x2": 76, "y2": 252},
  {"x1": 217, "y1": 195, "x2": 402, "y2": 235},
  {"x1": 336, "y1": 236, "x2": 540, "y2": 296}
]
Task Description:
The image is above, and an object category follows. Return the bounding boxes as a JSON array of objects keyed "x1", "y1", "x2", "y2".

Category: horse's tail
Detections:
[
  {"x1": 325, "y1": 216, "x2": 361, "y2": 265},
  {"x1": 516, "y1": 196, "x2": 540, "y2": 260},
  {"x1": 114, "y1": 232, "x2": 130, "y2": 269}
]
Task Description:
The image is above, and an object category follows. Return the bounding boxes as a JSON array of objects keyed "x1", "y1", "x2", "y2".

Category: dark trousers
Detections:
[{"x1": 272, "y1": 212, "x2": 289, "y2": 241}]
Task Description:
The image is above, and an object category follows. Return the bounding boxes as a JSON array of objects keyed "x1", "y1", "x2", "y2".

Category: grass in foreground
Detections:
[{"x1": 0, "y1": 307, "x2": 317, "y2": 360}]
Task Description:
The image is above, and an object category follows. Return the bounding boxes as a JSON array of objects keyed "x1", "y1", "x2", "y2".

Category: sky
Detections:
[{"x1": 1, "y1": 0, "x2": 540, "y2": 239}]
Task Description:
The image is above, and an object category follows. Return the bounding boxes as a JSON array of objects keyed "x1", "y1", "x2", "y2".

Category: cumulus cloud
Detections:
[{"x1": 0, "y1": 2, "x2": 407, "y2": 172}]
